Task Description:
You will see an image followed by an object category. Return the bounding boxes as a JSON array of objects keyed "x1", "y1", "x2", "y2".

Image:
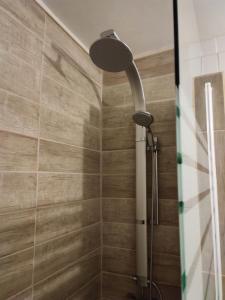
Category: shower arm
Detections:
[
  {"x1": 126, "y1": 62, "x2": 146, "y2": 112},
  {"x1": 126, "y1": 62, "x2": 148, "y2": 288}
]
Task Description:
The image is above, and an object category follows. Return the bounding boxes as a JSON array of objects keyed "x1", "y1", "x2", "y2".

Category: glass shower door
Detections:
[{"x1": 175, "y1": 0, "x2": 225, "y2": 299}]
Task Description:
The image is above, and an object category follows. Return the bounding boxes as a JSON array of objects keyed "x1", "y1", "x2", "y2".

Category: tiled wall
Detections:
[
  {"x1": 185, "y1": 36, "x2": 225, "y2": 79},
  {"x1": 0, "y1": 1, "x2": 102, "y2": 299},
  {"x1": 101, "y1": 50, "x2": 181, "y2": 300}
]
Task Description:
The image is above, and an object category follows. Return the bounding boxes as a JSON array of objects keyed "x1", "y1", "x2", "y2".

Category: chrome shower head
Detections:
[
  {"x1": 133, "y1": 111, "x2": 154, "y2": 128},
  {"x1": 89, "y1": 29, "x2": 133, "y2": 72}
]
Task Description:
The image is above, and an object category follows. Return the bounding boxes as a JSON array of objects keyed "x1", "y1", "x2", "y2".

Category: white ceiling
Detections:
[{"x1": 41, "y1": 0, "x2": 174, "y2": 57}]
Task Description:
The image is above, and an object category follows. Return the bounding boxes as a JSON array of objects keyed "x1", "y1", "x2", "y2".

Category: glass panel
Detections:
[{"x1": 176, "y1": 0, "x2": 225, "y2": 299}]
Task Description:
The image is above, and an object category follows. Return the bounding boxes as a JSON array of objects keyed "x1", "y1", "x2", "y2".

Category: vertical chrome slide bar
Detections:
[
  {"x1": 205, "y1": 82, "x2": 223, "y2": 300},
  {"x1": 149, "y1": 135, "x2": 160, "y2": 300},
  {"x1": 153, "y1": 136, "x2": 159, "y2": 225},
  {"x1": 126, "y1": 63, "x2": 148, "y2": 288}
]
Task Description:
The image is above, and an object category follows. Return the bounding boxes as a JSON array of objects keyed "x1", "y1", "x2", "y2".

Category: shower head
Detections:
[
  {"x1": 133, "y1": 111, "x2": 154, "y2": 128},
  {"x1": 89, "y1": 29, "x2": 133, "y2": 72}
]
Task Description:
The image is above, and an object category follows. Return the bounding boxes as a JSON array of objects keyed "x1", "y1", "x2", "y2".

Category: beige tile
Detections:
[
  {"x1": 103, "y1": 49, "x2": 174, "y2": 86},
  {"x1": 146, "y1": 100, "x2": 176, "y2": 124},
  {"x1": 158, "y1": 146, "x2": 177, "y2": 173},
  {"x1": 0, "y1": 248, "x2": 33, "y2": 300},
  {"x1": 40, "y1": 106, "x2": 100, "y2": 150},
  {"x1": 158, "y1": 173, "x2": 178, "y2": 199},
  {"x1": 103, "y1": 198, "x2": 135, "y2": 224},
  {"x1": 38, "y1": 173, "x2": 100, "y2": 206},
  {"x1": 33, "y1": 251, "x2": 101, "y2": 300},
  {"x1": 103, "y1": 246, "x2": 135, "y2": 276},
  {"x1": 9, "y1": 288, "x2": 32, "y2": 300},
  {"x1": 147, "y1": 172, "x2": 177, "y2": 199},
  {"x1": 153, "y1": 225, "x2": 180, "y2": 256},
  {"x1": 103, "y1": 222, "x2": 135, "y2": 250},
  {"x1": 41, "y1": 76, "x2": 100, "y2": 128},
  {"x1": 102, "y1": 272, "x2": 137, "y2": 300},
  {"x1": 102, "y1": 150, "x2": 135, "y2": 174},
  {"x1": 102, "y1": 175, "x2": 135, "y2": 198},
  {"x1": 0, "y1": 209, "x2": 35, "y2": 257},
  {"x1": 68, "y1": 276, "x2": 101, "y2": 300},
  {"x1": 102, "y1": 121, "x2": 176, "y2": 152},
  {"x1": 0, "y1": 6, "x2": 43, "y2": 68},
  {"x1": 136, "y1": 49, "x2": 175, "y2": 80},
  {"x1": 103, "y1": 83, "x2": 130, "y2": 107},
  {"x1": 36, "y1": 199, "x2": 100, "y2": 243},
  {"x1": 0, "y1": 91, "x2": 39, "y2": 137},
  {"x1": 0, "y1": 172, "x2": 36, "y2": 213},
  {"x1": 124, "y1": 74, "x2": 175, "y2": 105},
  {"x1": 103, "y1": 100, "x2": 175, "y2": 129},
  {"x1": 0, "y1": 131, "x2": 37, "y2": 171},
  {"x1": 147, "y1": 146, "x2": 177, "y2": 174},
  {"x1": 103, "y1": 105, "x2": 134, "y2": 128},
  {"x1": 151, "y1": 121, "x2": 176, "y2": 147},
  {"x1": 158, "y1": 199, "x2": 179, "y2": 226},
  {"x1": 195, "y1": 72, "x2": 225, "y2": 131},
  {"x1": 153, "y1": 253, "x2": 181, "y2": 287},
  {"x1": 45, "y1": 16, "x2": 102, "y2": 86},
  {"x1": 39, "y1": 140, "x2": 100, "y2": 173},
  {"x1": 43, "y1": 43, "x2": 101, "y2": 108},
  {"x1": 142, "y1": 74, "x2": 175, "y2": 103},
  {"x1": 0, "y1": 51, "x2": 40, "y2": 102},
  {"x1": 102, "y1": 127, "x2": 135, "y2": 151},
  {"x1": 34, "y1": 223, "x2": 100, "y2": 282},
  {"x1": 0, "y1": 0, "x2": 45, "y2": 39},
  {"x1": 152, "y1": 284, "x2": 181, "y2": 300}
]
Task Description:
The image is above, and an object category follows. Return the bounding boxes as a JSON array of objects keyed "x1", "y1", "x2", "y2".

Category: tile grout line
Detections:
[
  {"x1": 0, "y1": 246, "x2": 34, "y2": 262},
  {"x1": 0, "y1": 5, "x2": 45, "y2": 42},
  {"x1": 35, "y1": 221, "x2": 101, "y2": 247},
  {"x1": 42, "y1": 38, "x2": 102, "y2": 89},
  {"x1": 102, "y1": 97, "x2": 176, "y2": 110},
  {"x1": 0, "y1": 5, "x2": 103, "y2": 90},
  {"x1": 0, "y1": 129, "x2": 101, "y2": 153},
  {"x1": 31, "y1": 11, "x2": 47, "y2": 300},
  {"x1": 102, "y1": 171, "x2": 177, "y2": 176},
  {"x1": 42, "y1": 73, "x2": 102, "y2": 109},
  {"x1": 0, "y1": 170, "x2": 101, "y2": 175},
  {"x1": 102, "y1": 220, "x2": 179, "y2": 227},
  {"x1": 0, "y1": 200, "x2": 101, "y2": 217},
  {"x1": 6, "y1": 286, "x2": 32, "y2": 300},
  {"x1": 102, "y1": 145, "x2": 176, "y2": 153},
  {"x1": 0, "y1": 87, "x2": 40, "y2": 105},
  {"x1": 39, "y1": 136, "x2": 101, "y2": 153},
  {"x1": 103, "y1": 72, "x2": 176, "y2": 88},
  {"x1": 0, "y1": 221, "x2": 101, "y2": 262},
  {"x1": 33, "y1": 247, "x2": 101, "y2": 288},
  {"x1": 67, "y1": 273, "x2": 101, "y2": 300}
]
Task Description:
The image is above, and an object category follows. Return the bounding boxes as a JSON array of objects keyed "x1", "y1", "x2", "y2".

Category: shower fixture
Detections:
[
  {"x1": 90, "y1": 30, "x2": 162, "y2": 300},
  {"x1": 132, "y1": 111, "x2": 154, "y2": 128}
]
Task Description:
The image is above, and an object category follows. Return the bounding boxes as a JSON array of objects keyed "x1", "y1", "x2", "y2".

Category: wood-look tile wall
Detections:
[
  {"x1": 102, "y1": 50, "x2": 181, "y2": 300},
  {"x1": 0, "y1": 1, "x2": 102, "y2": 299}
]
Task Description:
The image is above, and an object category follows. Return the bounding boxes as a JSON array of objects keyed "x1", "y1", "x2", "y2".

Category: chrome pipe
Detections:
[{"x1": 126, "y1": 62, "x2": 148, "y2": 288}]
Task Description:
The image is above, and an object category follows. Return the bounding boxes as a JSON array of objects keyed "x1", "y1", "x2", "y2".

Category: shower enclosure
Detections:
[
  {"x1": 175, "y1": 0, "x2": 225, "y2": 299},
  {"x1": 1, "y1": 0, "x2": 225, "y2": 299}
]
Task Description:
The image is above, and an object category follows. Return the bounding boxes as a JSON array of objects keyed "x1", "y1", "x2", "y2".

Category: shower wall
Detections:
[
  {"x1": 0, "y1": 1, "x2": 102, "y2": 299},
  {"x1": 101, "y1": 50, "x2": 181, "y2": 300}
]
